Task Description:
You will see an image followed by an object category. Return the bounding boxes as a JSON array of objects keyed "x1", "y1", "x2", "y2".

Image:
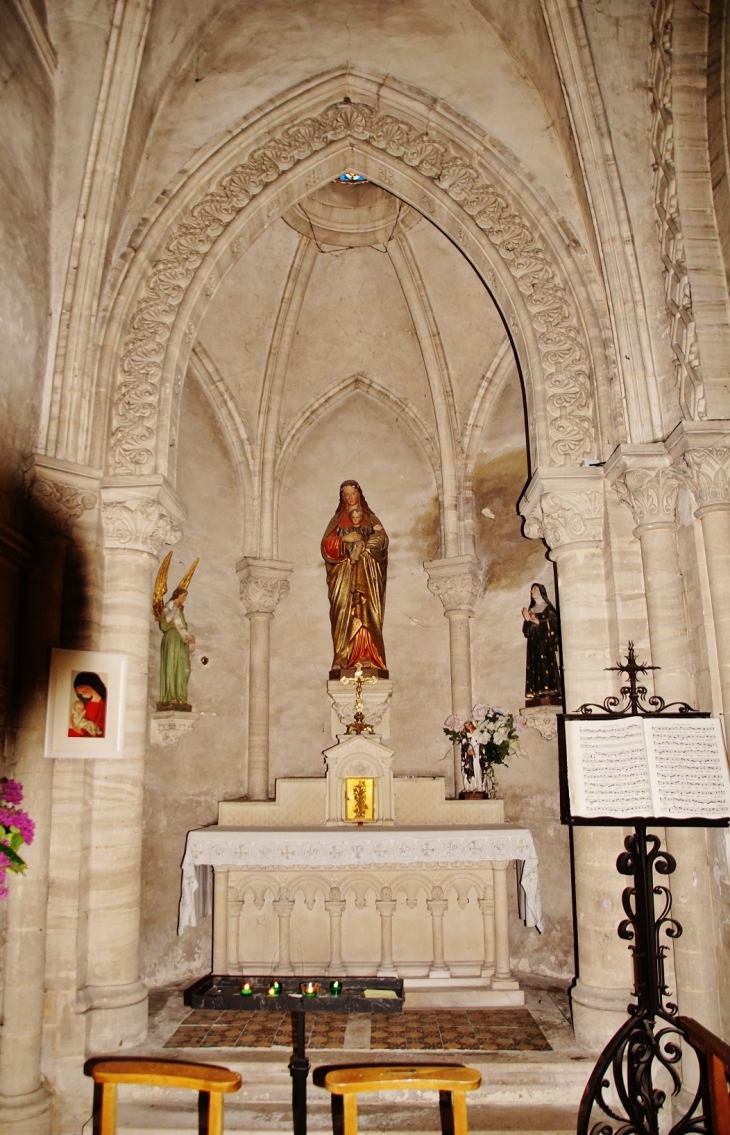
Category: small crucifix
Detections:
[{"x1": 340, "y1": 662, "x2": 378, "y2": 734}]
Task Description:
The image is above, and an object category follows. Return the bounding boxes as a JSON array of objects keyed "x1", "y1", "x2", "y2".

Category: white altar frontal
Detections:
[{"x1": 179, "y1": 733, "x2": 543, "y2": 1007}]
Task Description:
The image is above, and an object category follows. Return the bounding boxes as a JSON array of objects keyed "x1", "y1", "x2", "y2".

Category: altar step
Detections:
[
  {"x1": 403, "y1": 977, "x2": 524, "y2": 1008},
  {"x1": 109, "y1": 1054, "x2": 591, "y2": 1134}
]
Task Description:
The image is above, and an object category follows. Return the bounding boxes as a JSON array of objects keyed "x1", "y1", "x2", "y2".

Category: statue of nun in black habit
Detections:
[{"x1": 521, "y1": 583, "x2": 562, "y2": 706}]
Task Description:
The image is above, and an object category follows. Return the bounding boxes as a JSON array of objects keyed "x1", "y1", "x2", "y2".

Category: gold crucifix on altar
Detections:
[{"x1": 340, "y1": 661, "x2": 378, "y2": 734}]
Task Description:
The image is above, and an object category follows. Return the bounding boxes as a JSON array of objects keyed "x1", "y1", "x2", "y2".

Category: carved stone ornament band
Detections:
[
  {"x1": 112, "y1": 101, "x2": 594, "y2": 476},
  {"x1": 178, "y1": 825, "x2": 543, "y2": 934}
]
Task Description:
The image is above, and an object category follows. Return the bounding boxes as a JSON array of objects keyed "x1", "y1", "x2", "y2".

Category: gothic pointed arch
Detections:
[{"x1": 95, "y1": 71, "x2": 618, "y2": 490}]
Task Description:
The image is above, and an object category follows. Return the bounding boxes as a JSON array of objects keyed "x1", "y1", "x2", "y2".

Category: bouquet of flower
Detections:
[
  {"x1": 0, "y1": 777, "x2": 35, "y2": 899},
  {"x1": 444, "y1": 704, "x2": 527, "y2": 797}
]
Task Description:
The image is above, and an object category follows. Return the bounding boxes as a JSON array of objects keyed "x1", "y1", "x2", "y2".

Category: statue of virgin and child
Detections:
[{"x1": 321, "y1": 480, "x2": 389, "y2": 678}]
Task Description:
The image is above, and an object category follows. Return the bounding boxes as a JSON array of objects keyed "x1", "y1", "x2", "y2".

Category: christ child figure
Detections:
[
  {"x1": 68, "y1": 671, "x2": 107, "y2": 738},
  {"x1": 337, "y1": 506, "x2": 382, "y2": 564}
]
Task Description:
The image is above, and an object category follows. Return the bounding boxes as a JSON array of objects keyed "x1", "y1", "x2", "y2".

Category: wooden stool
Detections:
[
  {"x1": 323, "y1": 1064, "x2": 481, "y2": 1135},
  {"x1": 89, "y1": 1059, "x2": 242, "y2": 1135}
]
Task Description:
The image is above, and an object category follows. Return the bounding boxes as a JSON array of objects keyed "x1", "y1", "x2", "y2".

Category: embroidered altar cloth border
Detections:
[{"x1": 178, "y1": 825, "x2": 543, "y2": 934}]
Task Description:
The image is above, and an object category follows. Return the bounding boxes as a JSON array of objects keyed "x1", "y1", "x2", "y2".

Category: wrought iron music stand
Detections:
[{"x1": 557, "y1": 643, "x2": 729, "y2": 1135}]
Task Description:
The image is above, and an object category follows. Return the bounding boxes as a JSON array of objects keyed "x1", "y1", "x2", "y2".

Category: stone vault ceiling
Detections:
[{"x1": 194, "y1": 179, "x2": 517, "y2": 469}]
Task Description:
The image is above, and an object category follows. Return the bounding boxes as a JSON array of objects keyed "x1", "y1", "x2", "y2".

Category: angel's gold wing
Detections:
[
  {"x1": 175, "y1": 557, "x2": 199, "y2": 595},
  {"x1": 152, "y1": 550, "x2": 172, "y2": 621}
]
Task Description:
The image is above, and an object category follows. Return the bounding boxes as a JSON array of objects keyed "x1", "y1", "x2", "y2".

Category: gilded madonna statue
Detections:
[{"x1": 321, "y1": 480, "x2": 389, "y2": 678}]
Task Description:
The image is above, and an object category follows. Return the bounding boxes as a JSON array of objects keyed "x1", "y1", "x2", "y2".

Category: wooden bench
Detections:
[
  {"x1": 89, "y1": 1059, "x2": 242, "y2": 1135},
  {"x1": 323, "y1": 1064, "x2": 481, "y2": 1135},
  {"x1": 680, "y1": 1016, "x2": 730, "y2": 1135}
]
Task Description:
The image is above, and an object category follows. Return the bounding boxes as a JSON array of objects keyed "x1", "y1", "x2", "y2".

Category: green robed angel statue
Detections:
[{"x1": 152, "y1": 552, "x2": 199, "y2": 710}]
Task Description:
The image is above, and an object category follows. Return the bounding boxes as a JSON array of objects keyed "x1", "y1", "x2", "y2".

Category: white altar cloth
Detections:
[{"x1": 178, "y1": 824, "x2": 543, "y2": 934}]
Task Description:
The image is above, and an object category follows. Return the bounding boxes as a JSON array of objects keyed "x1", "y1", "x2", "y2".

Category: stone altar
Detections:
[{"x1": 178, "y1": 757, "x2": 543, "y2": 1007}]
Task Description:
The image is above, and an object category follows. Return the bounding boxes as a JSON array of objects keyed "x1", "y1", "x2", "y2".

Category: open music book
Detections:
[{"x1": 564, "y1": 716, "x2": 730, "y2": 820}]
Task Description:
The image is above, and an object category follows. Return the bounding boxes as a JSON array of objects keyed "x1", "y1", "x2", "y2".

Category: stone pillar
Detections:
[
  {"x1": 237, "y1": 558, "x2": 292, "y2": 800},
  {"x1": 212, "y1": 868, "x2": 230, "y2": 974},
  {"x1": 491, "y1": 862, "x2": 518, "y2": 988},
  {"x1": 325, "y1": 888, "x2": 346, "y2": 975},
  {"x1": 427, "y1": 886, "x2": 450, "y2": 978},
  {"x1": 479, "y1": 871, "x2": 495, "y2": 978},
  {"x1": 273, "y1": 892, "x2": 295, "y2": 974},
  {"x1": 0, "y1": 467, "x2": 95, "y2": 1130},
  {"x1": 424, "y1": 556, "x2": 481, "y2": 794},
  {"x1": 376, "y1": 888, "x2": 398, "y2": 977},
  {"x1": 610, "y1": 448, "x2": 721, "y2": 1035},
  {"x1": 80, "y1": 479, "x2": 184, "y2": 1052},
  {"x1": 521, "y1": 468, "x2": 632, "y2": 1052}
]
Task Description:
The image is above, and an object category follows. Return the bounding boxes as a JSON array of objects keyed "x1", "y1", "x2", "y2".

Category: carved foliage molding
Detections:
[
  {"x1": 426, "y1": 570, "x2": 482, "y2": 614},
  {"x1": 239, "y1": 574, "x2": 291, "y2": 615},
  {"x1": 29, "y1": 479, "x2": 97, "y2": 535},
  {"x1": 101, "y1": 497, "x2": 183, "y2": 554},
  {"x1": 682, "y1": 447, "x2": 730, "y2": 510},
  {"x1": 650, "y1": 0, "x2": 705, "y2": 419},
  {"x1": 614, "y1": 467, "x2": 682, "y2": 529},
  {"x1": 112, "y1": 101, "x2": 595, "y2": 475},
  {"x1": 524, "y1": 490, "x2": 604, "y2": 549}
]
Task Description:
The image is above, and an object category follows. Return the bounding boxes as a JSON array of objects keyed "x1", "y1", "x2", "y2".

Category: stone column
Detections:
[
  {"x1": 521, "y1": 468, "x2": 632, "y2": 1053},
  {"x1": 273, "y1": 892, "x2": 295, "y2": 974},
  {"x1": 80, "y1": 478, "x2": 184, "y2": 1052},
  {"x1": 491, "y1": 862, "x2": 519, "y2": 988},
  {"x1": 376, "y1": 887, "x2": 398, "y2": 977},
  {"x1": 680, "y1": 446, "x2": 730, "y2": 720},
  {"x1": 427, "y1": 886, "x2": 450, "y2": 978},
  {"x1": 424, "y1": 556, "x2": 482, "y2": 794},
  {"x1": 325, "y1": 888, "x2": 346, "y2": 975},
  {"x1": 610, "y1": 448, "x2": 721, "y2": 1036},
  {"x1": 479, "y1": 871, "x2": 495, "y2": 978},
  {"x1": 237, "y1": 558, "x2": 292, "y2": 800},
  {"x1": 0, "y1": 467, "x2": 95, "y2": 1130},
  {"x1": 212, "y1": 868, "x2": 230, "y2": 974}
]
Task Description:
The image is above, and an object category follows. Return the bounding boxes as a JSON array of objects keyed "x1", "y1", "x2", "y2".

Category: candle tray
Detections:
[{"x1": 184, "y1": 974, "x2": 403, "y2": 1013}]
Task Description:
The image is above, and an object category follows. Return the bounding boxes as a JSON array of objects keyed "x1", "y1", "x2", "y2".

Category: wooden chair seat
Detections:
[
  {"x1": 323, "y1": 1064, "x2": 481, "y2": 1135},
  {"x1": 89, "y1": 1058, "x2": 242, "y2": 1135}
]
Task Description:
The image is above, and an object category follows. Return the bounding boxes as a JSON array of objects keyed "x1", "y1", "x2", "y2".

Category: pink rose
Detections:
[
  {"x1": 472, "y1": 704, "x2": 488, "y2": 720},
  {"x1": 444, "y1": 715, "x2": 464, "y2": 732}
]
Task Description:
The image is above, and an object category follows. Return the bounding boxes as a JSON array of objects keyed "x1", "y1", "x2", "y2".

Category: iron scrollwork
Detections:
[
  {"x1": 576, "y1": 642, "x2": 698, "y2": 718},
  {"x1": 577, "y1": 827, "x2": 705, "y2": 1135}
]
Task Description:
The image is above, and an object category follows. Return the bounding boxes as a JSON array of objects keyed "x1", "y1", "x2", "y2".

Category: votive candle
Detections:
[{"x1": 241, "y1": 981, "x2": 253, "y2": 996}]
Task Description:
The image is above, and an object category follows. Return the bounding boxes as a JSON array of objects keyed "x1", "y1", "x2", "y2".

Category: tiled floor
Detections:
[{"x1": 164, "y1": 1007, "x2": 551, "y2": 1052}]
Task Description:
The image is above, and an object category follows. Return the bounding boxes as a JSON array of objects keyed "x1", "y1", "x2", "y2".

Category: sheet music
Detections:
[
  {"x1": 568, "y1": 718, "x2": 653, "y2": 818},
  {"x1": 648, "y1": 718, "x2": 730, "y2": 818}
]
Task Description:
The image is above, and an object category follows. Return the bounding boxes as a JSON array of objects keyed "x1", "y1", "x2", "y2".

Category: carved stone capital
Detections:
[
  {"x1": 237, "y1": 557, "x2": 293, "y2": 615},
  {"x1": 101, "y1": 477, "x2": 186, "y2": 554},
  {"x1": 150, "y1": 710, "x2": 199, "y2": 746},
  {"x1": 519, "y1": 467, "x2": 604, "y2": 550},
  {"x1": 614, "y1": 467, "x2": 682, "y2": 531},
  {"x1": 681, "y1": 448, "x2": 730, "y2": 512},
  {"x1": 423, "y1": 555, "x2": 482, "y2": 615},
  {"x1": 25, "y1": 457, "x2": 99, "y2": 536}
]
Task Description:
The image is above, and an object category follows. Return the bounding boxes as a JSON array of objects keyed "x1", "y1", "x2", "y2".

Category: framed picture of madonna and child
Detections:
[{"x1": 44, "y1": 649, "x2": 128, "y2": 759}]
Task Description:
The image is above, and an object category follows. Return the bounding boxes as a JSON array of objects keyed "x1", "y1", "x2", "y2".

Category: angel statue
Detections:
[{"x1": 152, "y1": 552, "x2": 199, "y2": 710}]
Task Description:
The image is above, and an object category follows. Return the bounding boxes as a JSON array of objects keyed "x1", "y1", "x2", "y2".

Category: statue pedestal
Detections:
[
  {"x1": 323, "y1": 733, "x2": 395, "y2": 825},
  {"x1": 150, "y1": 709, "x2": 199, "y2": 746},
  {"x1": 327, "y1": 679, "x2": 393, "y2": 739}
]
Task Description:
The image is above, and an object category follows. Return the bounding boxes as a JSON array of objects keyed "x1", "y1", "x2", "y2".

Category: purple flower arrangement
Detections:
[{"x1": 0, "y1": 778, "x2": 35, "y2": 899}]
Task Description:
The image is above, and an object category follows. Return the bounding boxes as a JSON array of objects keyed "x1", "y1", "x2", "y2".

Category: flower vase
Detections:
[{"x1": 482, "y1": 764, "x2": 498, "y2": 799}]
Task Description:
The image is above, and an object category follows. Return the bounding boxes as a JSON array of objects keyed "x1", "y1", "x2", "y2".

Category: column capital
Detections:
[
  {"x1": 604, "y1": 446, "x2": 682, "y2": 532},
  {"x1": 100, "y1": 475, "x2": 186, "y2": 554},
  {"x1": 423, "y1": 554, "x2": 482, "y2": 615},
  {"x1": 680, "y1": 447, "x2": 730, "y2": 514},
  {"x1": 519, "y1": 466, "x2": 604, "y2": 550},
  {"x1": 25, "y1": 454, "x2": 100, "y2": 536},
  {"x1": 237, "y1": 557, "x2": 293, "y2": 615}
]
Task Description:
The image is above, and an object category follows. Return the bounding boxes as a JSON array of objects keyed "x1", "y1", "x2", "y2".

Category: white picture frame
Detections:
[{"x1": 44, "y1": 649, "x2": 128, "y2": 759}]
